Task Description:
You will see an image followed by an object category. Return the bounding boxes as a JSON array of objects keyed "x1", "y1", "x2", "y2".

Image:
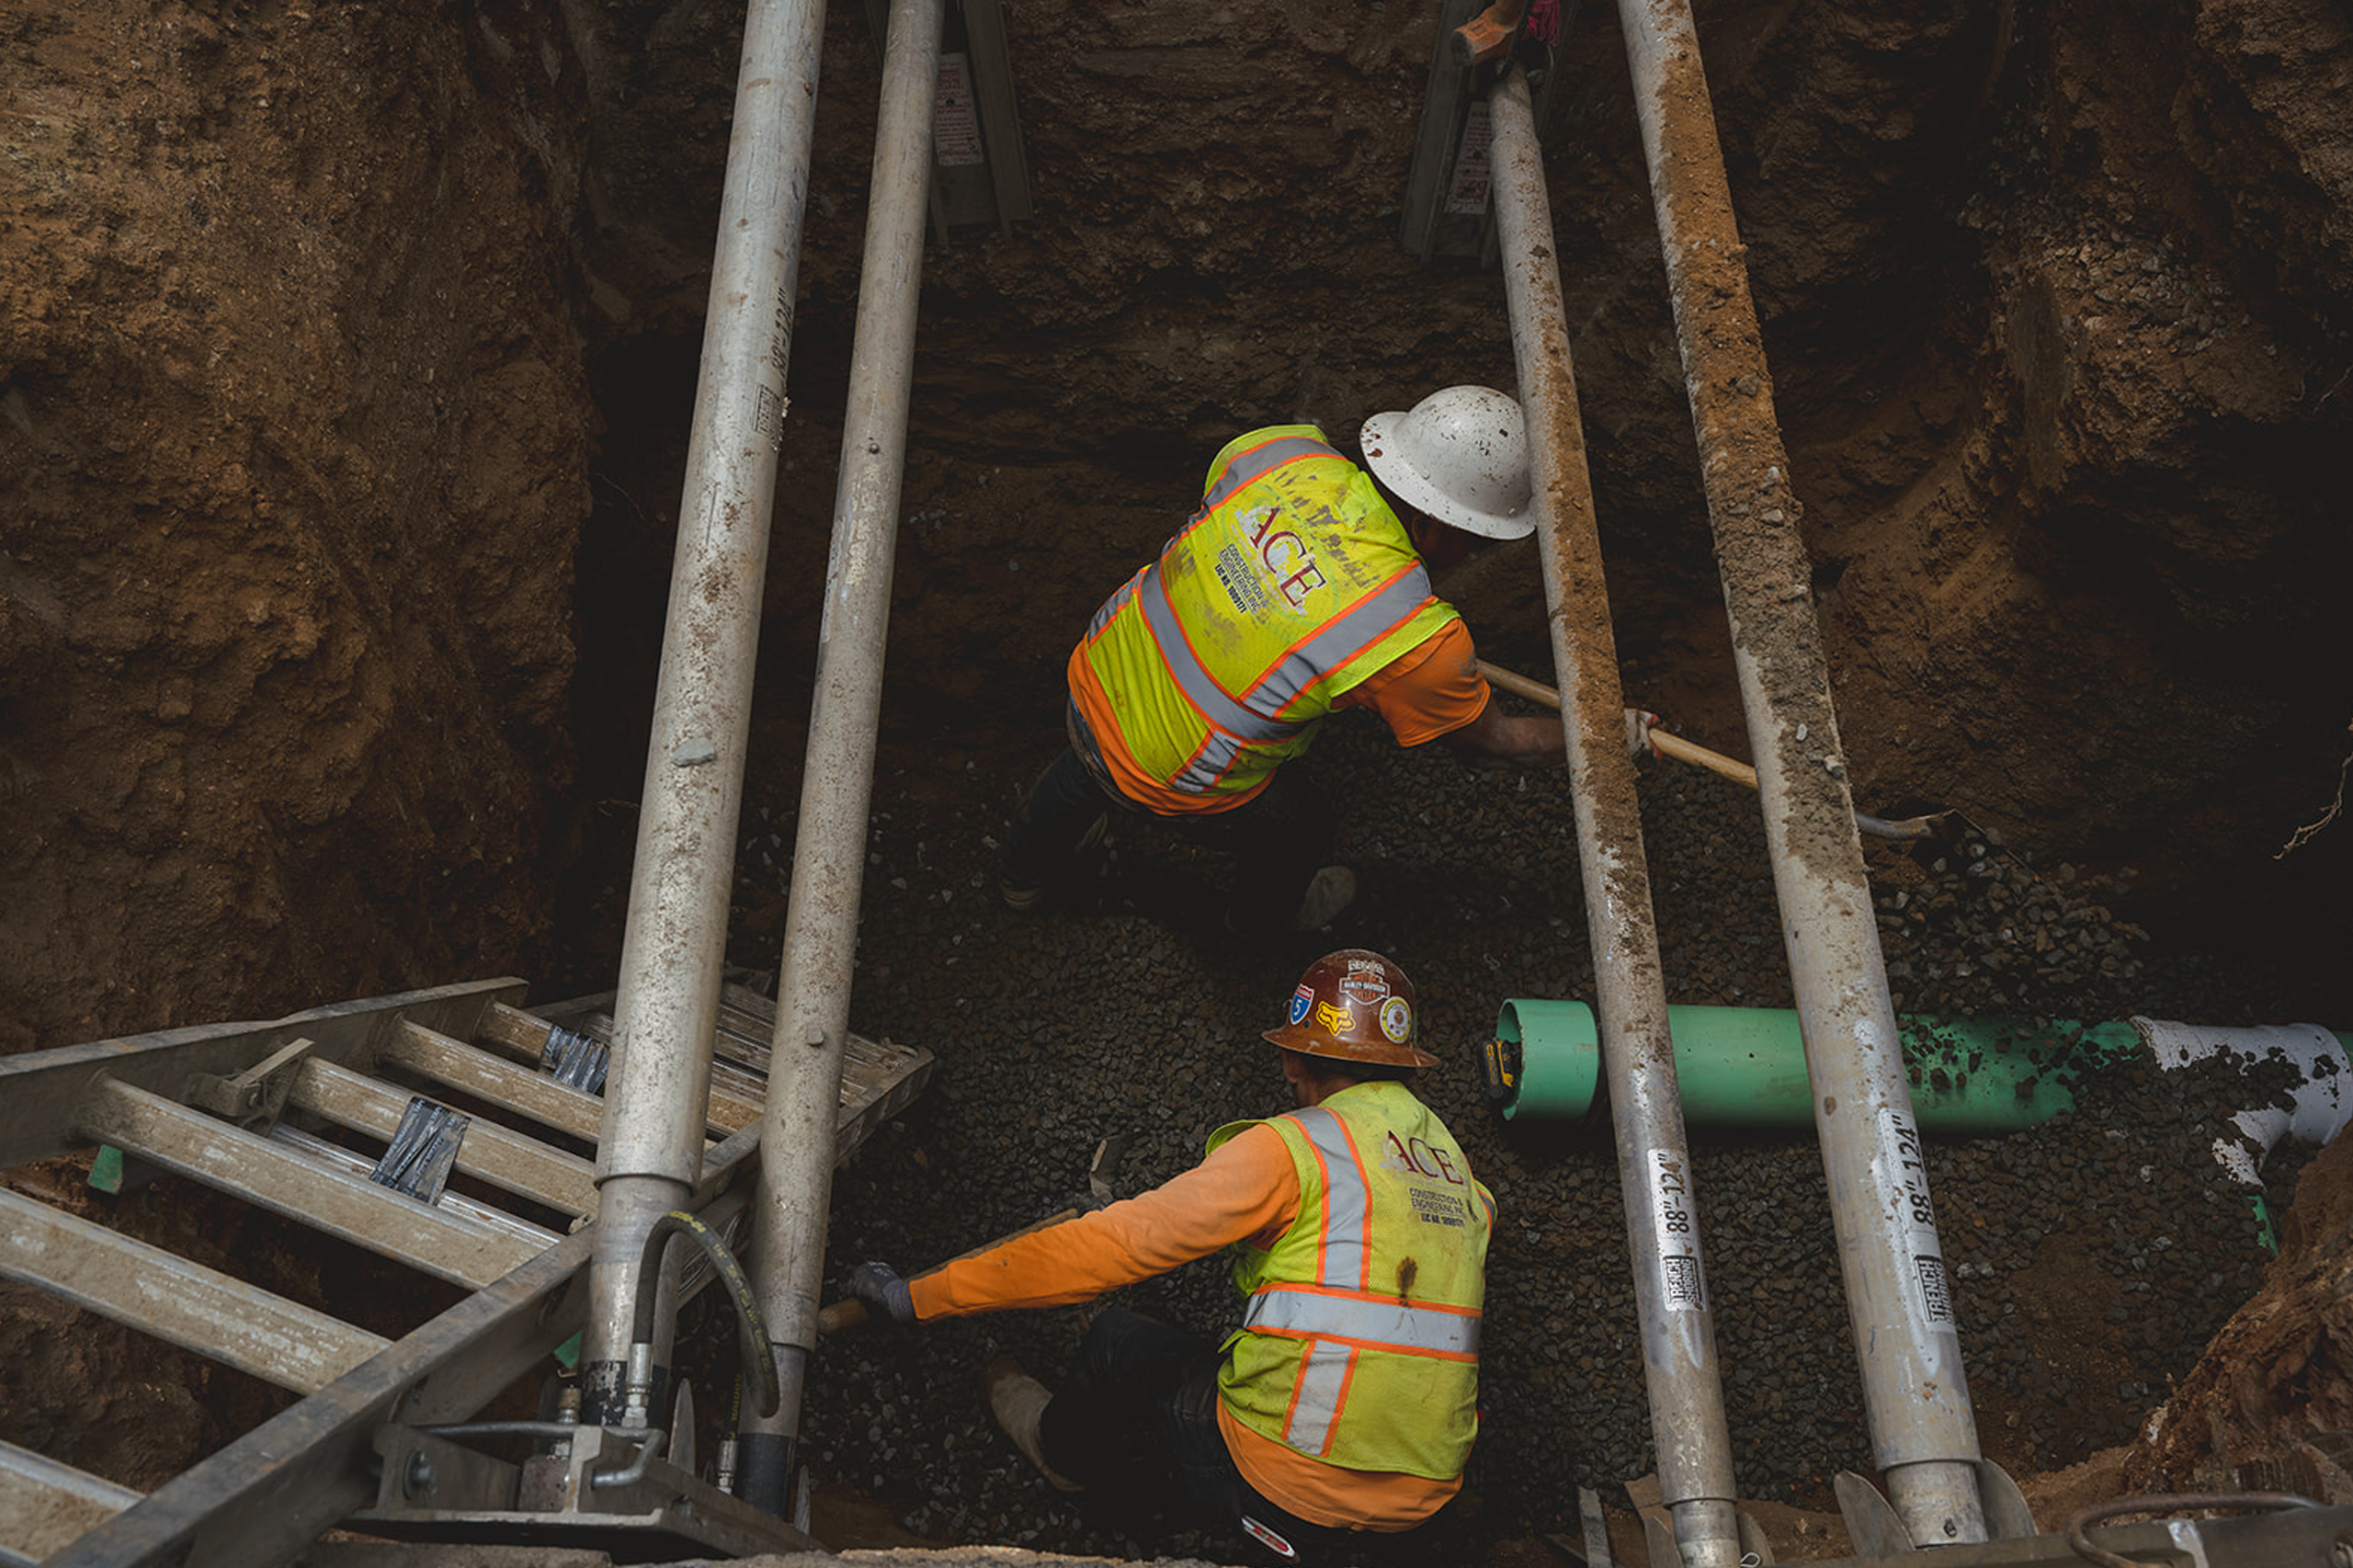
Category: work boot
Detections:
[
  {"x1": 980, "y1": 1358, "x2": 1085, "y2": 1493},
  {"x1": 1290, "y1": 865, "x2": 1358, "y2": 931},
  {"x1": 1000, "y1": 812, "x2": 1109, "y2": 913}
]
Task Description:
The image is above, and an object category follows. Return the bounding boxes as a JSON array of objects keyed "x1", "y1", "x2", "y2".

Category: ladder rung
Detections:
[
  {"x1": 73, "y1": 1077, "x2": 544, "y2": 1290},
  {"x1": 382, "y1": 1019, "x2": 609, "y2": 1143},
  {"x1": 289, "y1": 1059, "x2": 597, "y2": 1218},
  {"x1": 474, "y1": 1000, "x2": 554, "y2": 1066},
  {"x1": 390, "y1": 1017, "x2": 743, "y2": 1142},
  {"x1": 0, "y1": 1438, "x2": 142, "y2": 1568},
  {"x1": 268, "y1": 1126, "x2": 563, "y2": 1256},
  {"x1": 0, "y1": 1188, "x2": 388, "y2": 1392},
  {"x1": 713, "y1": 996, "x2": 778, "y2": 1073},
  {"x1": 705, "y1": 1061, "x2": 766, "y2": 1133}
]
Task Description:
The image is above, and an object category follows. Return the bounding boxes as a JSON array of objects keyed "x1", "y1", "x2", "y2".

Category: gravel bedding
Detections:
[{"x1": 711, "y1": 700, "x2": 2349, "y2": 1563}]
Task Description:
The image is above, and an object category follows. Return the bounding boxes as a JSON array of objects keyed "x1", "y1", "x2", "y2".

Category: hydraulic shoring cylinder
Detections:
[
  {"x1": 1487, "y1": 64, "x2": 1744, "y2": 1568},
  {"x1": 1613, "y1": 0, "x2": 1987, "y2": 1544},
  {"x1": 583, "y1": 0, "x2": 827, "y2": 1425},
  {"x1": 735, "y1": 0, "x2": 944, "y2": 1516}
]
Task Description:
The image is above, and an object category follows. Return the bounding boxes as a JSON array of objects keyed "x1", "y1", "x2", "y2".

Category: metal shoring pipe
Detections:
[
  {"x1": 1488, "y1": 65, "x2": 1743, "y2": 1568},
  {"x1": 1613, "y1": 0, "x2": 1988, "y2": 1544},
  {"x1": 580, "y1": 0, "x2": 827, "y2": 1426},
  {"x1": 733, "y1": 0, "x2": 944, "y2": 1517}
]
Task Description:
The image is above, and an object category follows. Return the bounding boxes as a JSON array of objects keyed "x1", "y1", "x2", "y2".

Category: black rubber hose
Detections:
[{"x1": 631, "y1": 1210, "x2": 780, "y2": 1419}]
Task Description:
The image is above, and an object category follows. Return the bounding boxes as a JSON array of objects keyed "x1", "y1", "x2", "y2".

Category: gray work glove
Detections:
[
  {"x1": 847, "y1": 1260, "x2": 915, "y2": 1324},
  {"x1": 1625, "y1": 707, "x2": 1660, "y2": 760}
]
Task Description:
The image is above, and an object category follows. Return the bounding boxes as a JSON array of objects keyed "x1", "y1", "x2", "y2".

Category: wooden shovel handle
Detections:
[
  {"x1": 1477, "y1": 659, "x2": 1949, "y2": 840},
  {"x1": 1477, "y1": 660, "x2": 1759, "y2": 790}
]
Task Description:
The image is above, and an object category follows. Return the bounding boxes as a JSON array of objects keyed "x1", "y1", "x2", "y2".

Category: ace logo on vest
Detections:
[{"x1": 1232, "y1": 504, "x2": 1327, "y2": 610}]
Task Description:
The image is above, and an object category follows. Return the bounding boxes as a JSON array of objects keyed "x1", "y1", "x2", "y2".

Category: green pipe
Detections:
[{"x1": 1483, "y1": 1000, "x2": 2143, "y2": 1133}]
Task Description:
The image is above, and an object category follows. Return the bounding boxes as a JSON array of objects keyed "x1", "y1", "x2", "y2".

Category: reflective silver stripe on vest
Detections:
[
  {"x1": 1170, "y1": 727, "x2": 1249, "y2": 794},
  {"x1": 1286, "y1": 1339, "x2": 1354, "y2": 1456},
  {"x1": 1248, "y1": 562, "x2": 1435, "y2": 715},
  {"x1": 1291, "y1": 1107, "x2": 1368, "y2": 1290},
  {"x1": 1200, "y1": 434, "x2": 1338, "y2": 513},
  {"x1": 1244, "y1": 1288, "x2": 1483, "y2": 1357},
  {"x1": 1137, "y1": 568, "x2": 1302, "y2": 744},
  {"x1": 1086, "y1": 569, "x2": 1142, "y2": 641}
]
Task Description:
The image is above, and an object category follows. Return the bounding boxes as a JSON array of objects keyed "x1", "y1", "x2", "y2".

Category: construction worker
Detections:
[
  {"x1": 998, "y1": 386, "x2": 1566, "y2": 934},
  {"x1": 845, "y1": 949, "x2": 1495, "y2": 1562}
]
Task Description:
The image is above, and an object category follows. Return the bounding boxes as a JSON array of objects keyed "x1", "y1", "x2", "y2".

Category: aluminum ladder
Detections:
[{"x1": 0, "y1": 976, "x2": 929, "y2": 1567}]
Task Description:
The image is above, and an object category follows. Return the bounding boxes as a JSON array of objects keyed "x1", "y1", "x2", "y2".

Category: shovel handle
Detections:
[
  {"x1": 814, "y1": 1297, "x2": 869, "y2": 1335},
  {"x1": 1477, "y1": 660, "x2": 1758, "y2": 788},
  {"x1": 815, "y1": 1206, "x2": 1086, "y2": 1335},
  {"x1": 1476, "y1": 659, "x2": 1948, "y2": 840},
  {"x1": 1650, "y1": 728, "x2": 1758, "y2": 790}
]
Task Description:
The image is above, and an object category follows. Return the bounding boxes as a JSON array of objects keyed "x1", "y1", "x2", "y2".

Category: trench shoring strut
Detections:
[
  {"x1": 582, "y1": 0, "x2": 829, "y2": 1431},
  {"x1": 1616, "y1": 0, "x2": 1990, "y2": 1544},
  {"x1": 1487, "y1": 61, "x2": 1746, "y2": 1568},
  {"x1": 733, "y1": 0, "x2": 947, "y2": 1515}
]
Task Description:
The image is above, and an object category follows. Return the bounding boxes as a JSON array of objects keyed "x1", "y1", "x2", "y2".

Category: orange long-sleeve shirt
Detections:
[{"x1": 909, "y1": 1122, "x2": 1465, "y2": 1530}]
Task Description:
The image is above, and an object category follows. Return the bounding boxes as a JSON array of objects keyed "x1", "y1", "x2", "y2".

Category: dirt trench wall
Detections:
[
  {"x1": 0, "y1": 0, "x2": 594, "y2": 1051},
  {"x1": 1762, "y1": 0, "x2": 2353, "y2": 881}
]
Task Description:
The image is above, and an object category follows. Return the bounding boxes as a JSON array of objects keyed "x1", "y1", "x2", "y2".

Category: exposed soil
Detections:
[{"x1": 4, "y1": 0, "x2": 2352, "y2": 1561}]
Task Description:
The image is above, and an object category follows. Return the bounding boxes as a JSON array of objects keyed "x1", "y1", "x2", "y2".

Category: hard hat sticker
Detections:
[
  {"x1": 1290, "y1": 985, "x2": 1314, "y2": 1026},
  {"x1": 1314, "y1": 1000, "x2": 1353, "y2": 1034},
  {"x1": 1380, "y1": 996, "x2": 1413, "y2": 1043},
  {"x1": 1338, "y1": 962, "x2": 1390, "y2": 1007}
]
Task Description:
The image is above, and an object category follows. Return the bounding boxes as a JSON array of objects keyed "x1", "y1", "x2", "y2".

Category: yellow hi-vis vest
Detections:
[
  {"x1": 1208, "y1": 1080, "x2": 1495, "y2": 1480},
  {"x1": 1072, "y1": 426, "x2": 1461, "y2": 810}
]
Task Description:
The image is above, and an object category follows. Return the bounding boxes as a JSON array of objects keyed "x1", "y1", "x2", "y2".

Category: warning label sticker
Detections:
[
  {"x1": 1648, "y1": 1149, "x2": 1706, "y2": 1313},
  {"x1": 935, "y1": 53, "x2": 984, "y2": 167}
]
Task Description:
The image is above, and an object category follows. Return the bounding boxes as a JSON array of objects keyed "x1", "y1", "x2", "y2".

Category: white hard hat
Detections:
[{"x1": 1358, "y1": 386, "x2": 1533, "y2": 541}]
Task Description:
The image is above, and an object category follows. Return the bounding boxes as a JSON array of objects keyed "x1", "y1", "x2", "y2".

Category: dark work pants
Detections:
[
  {"x1": 999, "y1": 718, "x2": 1335, "y2": 936},
  {"x1": 1036, "y1": 1307, "x2": 1362, "y2": 1563}
]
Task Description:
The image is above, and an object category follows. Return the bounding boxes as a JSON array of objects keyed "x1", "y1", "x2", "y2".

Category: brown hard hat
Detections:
[{"x1": 1262, "y1": 949, "x2": 1437, "y2": 1069}]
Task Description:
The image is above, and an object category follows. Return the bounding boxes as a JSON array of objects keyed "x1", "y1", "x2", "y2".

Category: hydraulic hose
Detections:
[{"x1": 631, "y1": 1210, "x2": 779, "y2": 1421}]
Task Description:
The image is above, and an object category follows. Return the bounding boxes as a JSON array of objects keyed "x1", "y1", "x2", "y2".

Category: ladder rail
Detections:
[
  {"x1": 0, "y1": 980, "x2": 529, "y2": 1171},
  {"x1": 38, "y1": 1176, "x2": 620, "y2": 1568}
]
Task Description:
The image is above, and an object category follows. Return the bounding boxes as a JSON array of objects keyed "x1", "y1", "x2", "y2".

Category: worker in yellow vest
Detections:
[
  {"x1": 845, "y1": 949, "x2": 1495, "y2": 1561},
  {"x1": 998, "y1": 387, "x2": 1566, "y2": 934}
]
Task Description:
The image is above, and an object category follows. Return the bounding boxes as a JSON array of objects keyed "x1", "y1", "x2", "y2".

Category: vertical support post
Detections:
[
  {"x1": 734, "y1": 0, "x2": 944, "y2": 1516},
  {"x1": 581, "y1": 0, "x2": 827, "y2": 1421},
  {"x1": 1487, "y1": 64, "x2": 1743, "y2": 1568},
  {"x1": 1613, "y1": 0, "x2": 1987, "y2": 1544}
]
